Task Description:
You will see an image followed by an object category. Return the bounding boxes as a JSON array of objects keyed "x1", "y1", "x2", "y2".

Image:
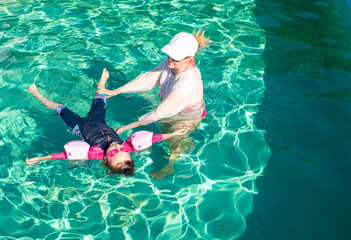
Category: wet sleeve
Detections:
[
  {"x1": 51, "y1": 152, "x2": 67, "y2": 160},
  {"x1": 138, "y1": 82, "x2": 193, "y2": 125},
  {"x1": 118, "y1": 65, "x2": 163, "y2": 93}
]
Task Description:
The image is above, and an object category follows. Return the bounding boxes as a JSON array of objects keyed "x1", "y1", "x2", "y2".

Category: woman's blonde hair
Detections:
[{"x1": 193, "y1": 30, "x2": 211, "y2": 50}]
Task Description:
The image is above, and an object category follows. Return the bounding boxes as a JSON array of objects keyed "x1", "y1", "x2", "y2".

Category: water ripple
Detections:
[{"x1": 0, "y1": 0, "x2": 269, "y2": 239}]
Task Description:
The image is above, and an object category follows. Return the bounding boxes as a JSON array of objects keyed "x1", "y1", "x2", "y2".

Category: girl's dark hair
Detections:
[{"x1": 106, "y1": 159, "x2": 135, "y2": 176}]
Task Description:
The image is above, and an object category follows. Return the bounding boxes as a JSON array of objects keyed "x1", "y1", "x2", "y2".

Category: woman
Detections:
[{"x1": 98, "y1": 31, "x2": 210, "y2": 179}]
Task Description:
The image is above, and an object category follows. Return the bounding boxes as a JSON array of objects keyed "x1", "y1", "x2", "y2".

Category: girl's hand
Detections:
[
  {"x1": 161, "y1": 128, "x2": 188, "y2": 140},
  {"x1": 26, "y1": 157, "x2": 43, "y2": 165},
  {"x1": 173, "y1": 128, "x2": 188, "y2": 136}
]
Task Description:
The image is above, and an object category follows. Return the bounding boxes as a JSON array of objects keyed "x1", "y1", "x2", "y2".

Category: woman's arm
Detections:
[
  {"x1": 138, "y1": 83, "x2": 193, "y2": 125},
  {"x1": 97, "y1": 88, "x2": 121, "y2": 97},
  {"x1": 115, "y1": 121, "x2": 142, "y2": 134},
  {"x1": 97, "y1": 65, "x2": 163, "y2": 98},
  {"x1": 115, "y1": 117, "x2": 189, "y2": 136},
  {"x1": 116, "y1": 81, "x2": 194, "y2": 134},
  {"x1": 26, "y1": 155, "x2": 53, "y2": 165},
  {"x1": 119, "y1": 68, "x2": 162, "y2": 93}
]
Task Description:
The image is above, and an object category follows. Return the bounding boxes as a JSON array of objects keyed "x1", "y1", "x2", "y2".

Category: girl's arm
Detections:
[
  {"x1": 161, "y1": 128, "x2": 188, "y2": 140},
  {"x1": 26, "y1": 152, "x2": 67, "y2": 165},
  {"x1": 123, "y1": 129, "x2": 188, "y2": 152},
  {"x1": 26, "y1": 155, "x2": 53, "y2": 165}
]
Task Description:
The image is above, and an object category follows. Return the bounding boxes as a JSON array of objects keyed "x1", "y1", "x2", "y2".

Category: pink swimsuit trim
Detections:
[
  {"x1": 201, "y1": 110, "x2": 207, "y2": 118},
  {"x1": 185, "y1": 100, "x2": 204, "y2": 110},
  {"x1": 51, "y1": 152, "x2": 67, "y2": 160},
  {"x1": 122, "y1": 141, "x2": 134, "y2": 153}
]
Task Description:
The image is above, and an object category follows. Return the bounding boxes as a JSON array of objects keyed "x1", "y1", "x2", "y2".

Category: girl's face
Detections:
[{"x1": 104, "y1": 142, "x2": 131, "y2": 166}]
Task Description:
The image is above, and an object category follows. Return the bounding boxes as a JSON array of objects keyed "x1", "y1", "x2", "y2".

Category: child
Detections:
[{"x1": 26, "y1": 69, "x2": 187, "y2": 176}]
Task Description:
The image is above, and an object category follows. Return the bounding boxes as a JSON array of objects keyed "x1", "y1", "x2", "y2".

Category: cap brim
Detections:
[{"x1": 161, "y1": 44, "x2": 185, "y2": 61}]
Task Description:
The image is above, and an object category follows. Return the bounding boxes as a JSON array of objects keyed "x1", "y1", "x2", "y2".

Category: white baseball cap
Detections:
[{"x1": 161, "y1": 32, "x2": 198, "y2": 61}]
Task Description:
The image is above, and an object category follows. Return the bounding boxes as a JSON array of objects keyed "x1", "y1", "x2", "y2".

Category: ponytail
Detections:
[{"x1": 193, "y1": 30, "x2": 211, "y2": 50}]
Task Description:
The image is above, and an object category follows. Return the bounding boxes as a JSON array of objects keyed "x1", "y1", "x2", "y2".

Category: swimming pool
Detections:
[
  {"x1": 0, "y1": 0, "x2": 269, "y2": 239},
  {"x1": 3, "y1": 0, "x2": 349, "y2": 239}
]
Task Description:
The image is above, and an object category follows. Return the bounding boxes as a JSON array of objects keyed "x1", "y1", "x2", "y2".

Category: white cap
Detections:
[{"x1": 161, "y1": 32, "x2": 198, "y2": 61}]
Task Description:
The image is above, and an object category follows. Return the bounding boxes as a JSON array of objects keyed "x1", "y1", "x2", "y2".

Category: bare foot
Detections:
[
  {"x1": 28, "y1": 83, "x2": 60, "y2": 110},
  {"x1": 28, "y1": 84, "x2": 39, "y2": 95},
  {"x1": 149, "y1": 165, "x2": 175, "y2": 180},
  {"x1": 97, "y1": 68, "x2": 109, "y2": 90}
]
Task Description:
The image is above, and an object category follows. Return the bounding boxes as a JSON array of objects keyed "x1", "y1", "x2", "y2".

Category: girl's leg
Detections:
[
  {"x1": 97, "y1": 68, "x2": 109, "y2": 92},
  {"x1": 87, "y1": 69, "x2": 109, "y2": 122},
  {"x1": 28, "y1": 84, "x2": 85, "y2": 139},
  {"x1": 28, "y1": 84, "x2": 61, "y2": 110},
  {"x1": 59, "y1": 108, "x2": 85, "y2": 139}
]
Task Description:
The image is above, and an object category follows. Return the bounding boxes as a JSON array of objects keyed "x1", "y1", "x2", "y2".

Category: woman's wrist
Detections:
[
  {"x1": 113, "y1": 88, "x2": 121, "y2": 96},
  {"x1": 133, "y1": 121, "x2": 142, "y2": 128}
]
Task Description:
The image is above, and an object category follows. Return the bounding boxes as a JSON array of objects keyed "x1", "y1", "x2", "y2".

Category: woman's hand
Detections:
[
  {"x1": 97, "y1": 88, "x2": 120, "y2": 97},
  {"x1": 115, "y1": 125, "x2": 129, "y2": 135},
  {"x1": 115, "y1": 121, "x2": 143, "y2": 135}
]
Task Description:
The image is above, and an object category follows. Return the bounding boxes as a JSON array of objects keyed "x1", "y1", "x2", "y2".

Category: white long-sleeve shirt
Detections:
[{"x1": 119, "y1": 60, "x2": 205, "y2": 125}]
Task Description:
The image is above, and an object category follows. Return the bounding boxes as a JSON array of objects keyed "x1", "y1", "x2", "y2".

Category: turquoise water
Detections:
[
  {"x1": 240, "y1": 0, "x2": 351, "y2": 239},
  {"x1": 0, "y1": 0, "x2": 269, "y2": 239}
]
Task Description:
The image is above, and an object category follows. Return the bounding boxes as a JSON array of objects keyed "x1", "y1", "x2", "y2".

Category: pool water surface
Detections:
[
  {"x1": 240, "y1": 0, "x2": 351, "y2": 239},
  {"x1": 0, "y1": 0, "x2": 268, "y2": 239}
]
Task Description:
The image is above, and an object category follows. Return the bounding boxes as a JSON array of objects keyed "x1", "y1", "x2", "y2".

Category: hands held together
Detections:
[
  {"x1": 96, "y1": 69, "x2": 121, "y2": 97},
  {"x1": 96, "y1": 88, "x2": 120, "y2": 97}
]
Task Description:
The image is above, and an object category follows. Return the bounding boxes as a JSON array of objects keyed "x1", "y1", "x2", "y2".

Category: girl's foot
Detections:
[
  {"x1": 97, "y1": 68, "x2": 109, "y2": 90},
  {"x1": 28, "y1": 84, "x2": 60, "y2": 110},
  {"x1": 28, "y1": 84, "x2": 39, "y2": 96}
]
